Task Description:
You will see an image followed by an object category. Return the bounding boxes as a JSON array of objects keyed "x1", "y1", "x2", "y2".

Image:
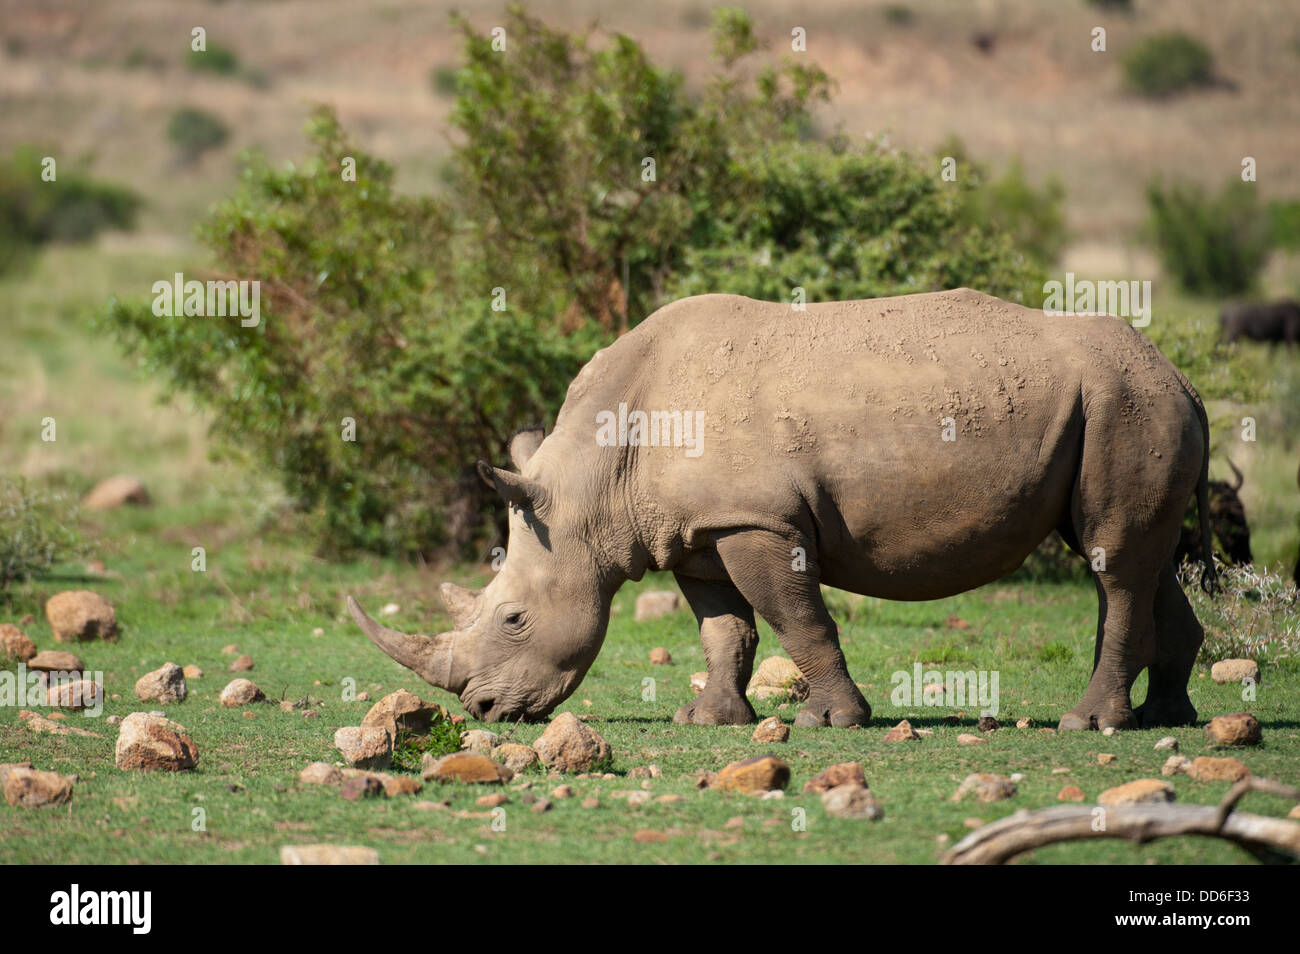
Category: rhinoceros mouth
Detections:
[{"x1": 463, "y1": 693, "x2": 552, "y2": 724}]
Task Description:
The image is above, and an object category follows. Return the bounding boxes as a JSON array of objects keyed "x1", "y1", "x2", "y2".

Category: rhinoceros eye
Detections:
[
  {"x1": 496, "y1": 605, "x2": 529, "y2": 639},
  {"x1": 505, "y1": 613, "x2": 522, "y2": 626}
]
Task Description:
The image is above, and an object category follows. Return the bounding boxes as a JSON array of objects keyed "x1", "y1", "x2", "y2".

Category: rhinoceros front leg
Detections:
[
  {"x1": 672, "y1": 573, "x2": 759, "y2": 726},
  {"x1": 715, "y1": 529, "x2": 871, "y2": 728}
]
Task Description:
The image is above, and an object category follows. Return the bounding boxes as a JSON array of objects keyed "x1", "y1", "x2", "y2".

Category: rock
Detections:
[
  {"x1": 712, "y1": 755, "x2": 790, "y2": 794},
  {"x1": 1098, "y1": 779, "x2": 1175, "y2": 806},
  {"x1": 1185, "y1": 756, "x2": 1250, "y2": 783},
  {"x1": 1211, "y1": 659, "x2": 1260, "y2": 685},
  {"x1": 134, "y1": 663, "x2": 187, "y2": 704},
  {"x1": 299, "y1": 762, "x2": 344, "y2": 786},
  {"x1": 460, "y1": 729, "x2": 501, "y2": 755},
  {"x1": 44, "y1": 591, "x2": 118, "y2": 643},
  {"x1": 633, "y1": 829, "x2": 669, "y2": 843},
  {"x1": 626, "y1": 764, "x2": 662, "y2": 779},
  {"x1": 491, "y1": 743, "x2": 540, "y2": 774},
  {"x1": 340, "y1": 776, "x2": 384, "y2": 801},
  {"x1": 1289, "y1": 805, "x2": 1300, "y2": 820},
  {"x1": 656, "y1": 793, "x2": 685, "y2": 804},
  {"x1": 86, "y1": 560, "x2": 107, "y2": 574},
  {"x1": 46, "y1": 678, "x2": 101, "y2": 710},
  {"x1": 0, "y1": 624, "x2": 36, "y2": 662},
  {"x1": 1101, "y1": 726, "x2": 1116, "y2": 737},
  {"x1": 821, "y1": 784, "x2": 883, "y2": 820},
  {"x1": 334, "y1": 726, "x2": 392, "y2": 769},
  {"x1": 384, "y1": 777, "x2": 423, "y2": 797},
  {"x1": 1098, "y1": 753, "x2": 1117, "y2": 765},
  {"x1": 532, "y1": 712, "x2": 612, "y2": 773},
  {"x1": 956, "y1": 733, "x2": 986, "y2": 746},
  {"x1": 746, "y1": 656, "x2": 809, "y2": 702},
  {"x1": 752, "y1": 716, "x2": 789, "y2": 743},
  {"x1": 1057, "y1": 785, "x2": 1085, "y2": 802},
  {"x1": 82, "y1": 475, "x2": 150, "y2": 510},
  {"x1": 220, "y1": 644, "x2": 238, "y2": 655},
  {"x1": 952, "y1": 773, "x2": 1016, "y2": 803},
  {"x1": 977, "y1": 716, "x2": 999, "y2": 732},
  {"x1": 531, "y1": 798, "x2": 553, "y2": 813},
  {"x1": 26, "y1": 650, "x2": 83, "y2": 673},
  {"x1": 1154, "y1": 736, "x2": 1179, "y2": 752},
  {"x1": 220, "y1": 678, "x2": 266, "y2": 708},
  {"x1": 649, "y1": 647, "x2": 672, "y2": 665},
  {"x1": 361, "y1": 689, "x2": 446, "y2": 741},
  {"x1": 883, "y1": 719, "x2": 920, "y2": 742},
  {"x1": 356, "y1": 691, "x2": 370, "y2": 702},
  {"x1": 280, "y1": 845, "x2": 380, "y2": 865},
  {"x1": 1015, "y1": 717, "x2": 1033, "y2": 729},
  {"x1": 422, "y1": 752, "x2": 512, "y2": 784},
  {"x1": 551, "y1": 784, "x2": 574, "y2": 799},
  {"x1": 183, "y1": 665, "x2": 203, "y2": 680},
  {"x1": 380, "y1": 603, "x2": 400, "y2": 616},
  {"x1": 1010, "y1": 772, "x2": 1027, "y2": 783},
  {"x1": 582, "y1": 797, "x2": 600, "y2": 809},
  {"x1": 1161, "y1": 755, "x2": 1191, "y2": 777},
  {"x1": 114, "y1": 712, "x2": 199, "y2": 771},
  {"x1": 477, "y1": 793, "x2": 508, "y2": 807},
  {"x1": 1205, "y1": 713, "x2": 1261, "y2": 747},
  {"x1": 634, "y1": 590, "x2": 680, "y2": 621},
  {"x1": 3, "y1": 767, "x2": 74, "y2": 807},
  {"x1": 19, "y1": 710, "x2": 99, "y2": 737},
  {"x1": 228, "y1": 654, "x2": 254, "y2": 672},
  {"x1": 804, "y1": 762, "x2": 866, "y2": 794},
  {"x1": 0, "y1": 762, "x2": 32, "y2": 788},
  {"x1": 689, "y1": 672, "x2": 708, "y2": 695}
]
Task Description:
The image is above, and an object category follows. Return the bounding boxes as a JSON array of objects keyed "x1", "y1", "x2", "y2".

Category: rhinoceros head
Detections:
[{"x1": 347, "y1": 428, "x2": 612, "y2": 722}]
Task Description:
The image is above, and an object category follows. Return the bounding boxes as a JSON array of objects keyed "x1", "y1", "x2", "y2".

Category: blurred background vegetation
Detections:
[{"x1": 3, "y1": 0, "x2": 1300, "y2": 580}]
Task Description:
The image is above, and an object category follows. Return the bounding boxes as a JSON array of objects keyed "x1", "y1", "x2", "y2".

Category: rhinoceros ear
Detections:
[
  {"x1": 509, "y1": 427, "x2": 545, "y2": 471},
  {"x1": 477, "y1": 459, "x2": 550, "y2": 511}
]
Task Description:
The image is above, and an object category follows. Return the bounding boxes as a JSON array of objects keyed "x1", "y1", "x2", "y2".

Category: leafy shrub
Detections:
[
  {"x1": 0, "y1": 146, "x2": 139, "y2": 275},
  {"x1": 1268, "y1": 199, "x2": 1300, "y2": 251},
  {"x1": 102, "y1": 8, "x2": 1051, "y2": 558},
  {"x1": 390, "y1": 719, "x2": 462, "y2": 772},
  {"x1": 1145, "y1": 179, "x2": 1271, "y2": 296},
  {"x1": 1122, "y1": 32, "x2": 1214, "y2": 97},
  {"x1": 166, "y1": 107, "x2": 230, "y2": 163},
  {"x1": 429, "y1": 65, "x2": 459, "y2": 96},
  {"x1": 0, "y1": 479, "x2": 86, "y2": 599},
  {"x1": 187, "y1": 42, "x2": 239, "y2": 76},
  {"x1": 1178, "y1": 559, "x2": 1300, "y2": 667}
]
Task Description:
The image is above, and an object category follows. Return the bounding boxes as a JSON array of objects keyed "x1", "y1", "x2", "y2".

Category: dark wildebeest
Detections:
[
  {"x1": 1177, "y1": 460, "x2": 1253, "y2": 568},
  {"x1": 1220, "y1": 300, "x2": 1300, "y2": 346}
]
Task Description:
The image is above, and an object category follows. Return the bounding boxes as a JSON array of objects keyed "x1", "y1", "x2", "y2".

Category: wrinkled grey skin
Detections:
[
  {"x1": 1220, "y1": 300, "x2": 1300, "y2": 346},
  {"x1": 350, "y1": 289, "x2": 1215, "y2": 731}
]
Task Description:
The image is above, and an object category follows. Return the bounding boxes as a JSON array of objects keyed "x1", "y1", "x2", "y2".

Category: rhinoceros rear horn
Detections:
[
  {"x1": 439, "y1": 582, "x2": 482, "y2": 630},
  {"x1": 346, "y1": 596, "x2": 463, "y2": 692}
]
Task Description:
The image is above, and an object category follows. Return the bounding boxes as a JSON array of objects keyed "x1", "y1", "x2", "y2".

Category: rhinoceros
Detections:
[
  {"x1": 349, "y1": 288, "x2": 1215, "y2": 732},
  {"x1": 1220, "y1": 299, "x2": 1300, "y2": 346}
]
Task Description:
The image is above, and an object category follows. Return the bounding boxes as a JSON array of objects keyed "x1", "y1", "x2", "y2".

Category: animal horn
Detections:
[
  {"x1": 346, "y1": 596, "x2": 466, "y2": 693},
  {"x1": 440, "y1": 582, "x2": 482, "y2": 630}
]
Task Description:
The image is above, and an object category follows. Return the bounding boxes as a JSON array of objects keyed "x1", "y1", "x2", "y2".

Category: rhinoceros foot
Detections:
[
  {"x1": 793, "y1": 692, "x2": 871, "y2": 729},
  {"x1": 1057, "y1": 702, "x2": 1139, "y2": 732},
  {"x1": 674, "y1": 687, "x2": 757, "y2": 726},
  {"x1": 1134, "y1": 695, "x2": 1198, "y2": 729}
]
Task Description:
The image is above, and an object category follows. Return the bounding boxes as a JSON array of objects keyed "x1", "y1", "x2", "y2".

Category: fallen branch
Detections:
[{"x1": 943, "y1": 776, "x2": 1300, "y2": 865}]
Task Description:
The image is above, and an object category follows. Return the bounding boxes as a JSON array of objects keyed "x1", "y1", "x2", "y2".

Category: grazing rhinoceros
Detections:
[{"x1": 349, "y1": 288, "x2": 1215, "y2": 732}]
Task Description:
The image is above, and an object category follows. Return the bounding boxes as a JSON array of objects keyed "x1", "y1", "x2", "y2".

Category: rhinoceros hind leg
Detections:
[
  {"x1": 714, "y1": 530, "x2": 870, "y2": 729},
  {"x1": 672, "y1": 573, "x2": 759, "y2": 726},
  {"x1": 1134, "y1": 562, "x2": 1201, "y2": 728}
]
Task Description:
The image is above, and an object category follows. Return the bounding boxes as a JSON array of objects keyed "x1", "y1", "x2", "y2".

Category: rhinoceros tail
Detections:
[{"x1": 1192, "y1": 399, "x2": 1219, "y2": 596}]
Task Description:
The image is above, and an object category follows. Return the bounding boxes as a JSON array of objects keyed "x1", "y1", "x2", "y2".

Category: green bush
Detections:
[
  {"x1": 1268, "y1": 198, "x2": 1300, "y2": 251},
  {"x1": 1178, "y1": 560, "x2": 1300, "y2": 667},
  {"x1": 166, "y1": 107, "x2": 230, "y2": 163},
  {"x1": 0, "y1": 146, "x2": 139, "y2": 275},
  {"x1": 1145, "y1": 179, "x2": 1271, "y2": 296},
  {"x1": 0, "y1": 479, "x2": 86, "y2": 600},
  {"x1": 429, "y1": 65, "x2": 459, "y2": 97},
  {"x1": 1122, "y1": 32, "x2": 1214, "y2": 97},
  {"x1": 187, "y1": 42, "x2": 239, "y2": 76},
  {"x1": 101, "y1": 8, "x2": 1052, "y2": 558}
]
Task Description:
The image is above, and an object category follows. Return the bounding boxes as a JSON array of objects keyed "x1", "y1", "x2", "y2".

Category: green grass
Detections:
[{"x1": 2, "y1": 246, "x2": 1298, "y2": 864}]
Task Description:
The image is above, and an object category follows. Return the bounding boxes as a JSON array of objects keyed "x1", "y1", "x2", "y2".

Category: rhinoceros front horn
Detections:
[{"x1": 346, "y1": 596, "x2": 466, "y2": 694}]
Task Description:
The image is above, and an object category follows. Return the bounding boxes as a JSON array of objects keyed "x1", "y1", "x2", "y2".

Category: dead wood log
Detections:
[{"x1": 942, "y1": 776, "x2": 1300, "y2": 865}]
